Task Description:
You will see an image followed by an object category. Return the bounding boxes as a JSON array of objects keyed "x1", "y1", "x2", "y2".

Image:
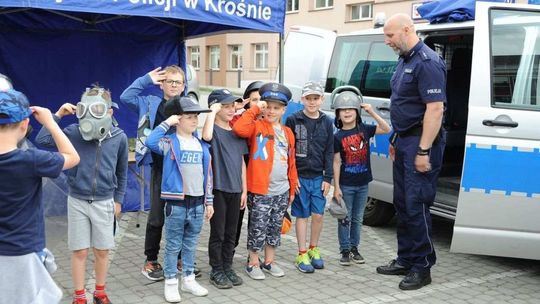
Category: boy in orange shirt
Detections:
[{"x1": 233, "y1": 83, "x2": 298, "y2": 280}]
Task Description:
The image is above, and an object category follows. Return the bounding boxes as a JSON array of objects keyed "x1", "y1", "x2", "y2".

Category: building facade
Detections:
[{"x1": 186, "y1": 0, "x2": 527, "y2": 87}]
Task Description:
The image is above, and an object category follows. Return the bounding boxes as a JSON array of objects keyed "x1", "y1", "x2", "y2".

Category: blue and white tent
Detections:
[
  {"x1": 0, "y1": 0, "x2": 286, "y2": 137},
  {"x1": 0, "y1": 1, "x2": 285, "y2": 214}
]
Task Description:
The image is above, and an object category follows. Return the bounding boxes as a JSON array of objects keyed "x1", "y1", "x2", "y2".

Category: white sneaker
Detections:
[
  {"x1": 164, "y1": 278, "x2": 181, "y2": 303},
  {"x1": 181, "y1": 274, "x2": 208, "y2": 297},
  {"x1": 261, "y1": 262, "x2": 285, "y2": 277},
  {"x1": 245, "y1": 264, "x2": 266, "y2": 280}
]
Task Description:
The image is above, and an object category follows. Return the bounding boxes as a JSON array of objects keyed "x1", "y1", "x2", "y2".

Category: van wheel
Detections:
[{"x1": 363, "y1": 198, "x2": 395, "y2": 226}]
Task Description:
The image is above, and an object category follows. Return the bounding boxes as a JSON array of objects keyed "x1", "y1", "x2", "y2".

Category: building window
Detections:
[
  {"x1": 350, "y1": 3, "x2": 372, "y2": 21},
  {"x1": 229, "y1": 45, "x2": 243, "y2": 70},
  {"x1": 189, "y1": 46, "x2": 200, "y2": 69},
  {"x1": 315, "y1": 0, "x2": 333, "y2": 9},
  {"x1": 209, "y1": 46, "x2": 220, "y2": 70},
  {"x1": 253, "y1": 43, "x2": 268, "y2": 70},
  {"x1": 287, "y1": 0, "x2": 299, "y2": 12}
]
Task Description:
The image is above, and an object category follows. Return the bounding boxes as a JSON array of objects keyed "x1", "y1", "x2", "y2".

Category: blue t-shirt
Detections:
[
  {"x1": 0, "y1": 148, "x2": 64, "y2": 256},
  {"x1": 390, "y1": 41, "x2": 447, "y2": 132},
  {"x1": 334, "y1": 124, "x2": 377, "y2": 187}
]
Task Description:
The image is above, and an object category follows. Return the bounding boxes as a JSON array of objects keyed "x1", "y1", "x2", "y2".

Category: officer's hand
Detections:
[
  {"x1": 415, "y1": 154, "x2": 431, "y2": 173},
  {"x1": 389, "y1": 144, "x2": 395, "y2": 161},
  {"x1": 148, "y1": 67, "x2": 167, "y2": 85},
  {"x1": 165, "y1": 115, "x2": 180, "y2": 127},
  {"x1": 360, "y1": 103, "x2": 373, "y2": 114},
  {"x1": 321, "y1": 181, "x2": 331, "y2": 197},
  {"x1": 55, "y1": 103, "x2": 77, "y2": 118},
  {"x1": 205, "y1": 205, "x2": 214, "y2": 221}
]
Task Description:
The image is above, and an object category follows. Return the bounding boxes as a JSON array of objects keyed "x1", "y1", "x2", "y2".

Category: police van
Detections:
[{"x1": 284, "y1": 1, "x2": 540, "y2": 260}]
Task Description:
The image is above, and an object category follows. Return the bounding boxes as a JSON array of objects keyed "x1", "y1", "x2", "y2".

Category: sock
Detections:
[
  {"x1": 94, "y1": 284, "x2": 106, "y2": 296},
  {"x1": 74, "y1": 289, "x2": 86, "y2": 300},
  {"x1": 309, "y1": 245, "x2": 316, "y2": 250},
  {"x1": 299, "y1": 250, "x2": 307, "y2": 255}
]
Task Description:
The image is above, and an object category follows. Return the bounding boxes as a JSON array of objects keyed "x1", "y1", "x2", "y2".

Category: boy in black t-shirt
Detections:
[
  {"x1": 202, "y1": 89, "x2": 248, "y2": 289},
  {"x1": 332, "y1": 89, "x2": 390, "y2": 266}
]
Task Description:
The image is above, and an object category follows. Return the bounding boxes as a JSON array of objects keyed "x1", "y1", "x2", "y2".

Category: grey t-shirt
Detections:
[
  {"x1": 268, "y1": 126, "x2": 290, "y2": 195},
  {"x1": 176, "y1": 134, "x2": 204, "y2": 196},
  {"x1": 210, "y1": 125, "x2": 248, "y2": 193}
]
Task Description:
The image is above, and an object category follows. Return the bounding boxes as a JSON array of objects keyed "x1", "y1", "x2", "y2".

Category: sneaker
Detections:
[
  {"x1": 181, "y1": 274, "x2": 208, "y2": 296},
  {"x1": 339, "y1": 250, "x2": 352, "y2": 266},
  {"x1": 224, "y1": 269, "x2": 243, "y2": 286},
  {"x1": 177, "y1": 260, "x2": 202, "y2": 278},
  {"x1": 245, "y1": 264, "x2": 265, "y2": 280},
  {"x1": 209, "y1": 270, "x2": 232, "y2": 289},
  {"x1": 307, "y1": 247, "x2": 325, "y2": 269},
  {"x1": 261, "y1": 262, "x2": 285, "y2": 277},
  {"x1": 350, "y1": 247, "x2": 365, "y2": 264},
  {"x1": 142, "y1": 260, "x2": 164, "y2": 281},
  {"x1": 93, "y1": 293, "x2": 111, "y2": 304},
  {"x1": 295, "y1": 253, "x2": 315, "y2": 273},
  {"x1": 72, "y1": 298, "x2": 87, "y2": 304},
  {"x1": 164, "y1": 278, "x2": 181, "y2": 303}
]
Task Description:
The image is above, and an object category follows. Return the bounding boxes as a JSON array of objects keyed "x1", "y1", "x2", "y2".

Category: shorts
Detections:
[
  {"x1": 0, "y1": 253, "x2": 62, "y2": 303},
  {"x1": 247, "y1": 192, "x2": 289, "y2": 251},
  {"x1": 291, "y1": 176, "x2": 326, "y2": 218},
  {"x1": 68, "y1": 196, "x2": 115, "y2": 251}
]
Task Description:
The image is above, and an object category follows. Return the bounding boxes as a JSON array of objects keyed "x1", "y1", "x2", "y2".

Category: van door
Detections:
[{"x1": 451, "y1": 1, "x2": 540, "y2": 260}]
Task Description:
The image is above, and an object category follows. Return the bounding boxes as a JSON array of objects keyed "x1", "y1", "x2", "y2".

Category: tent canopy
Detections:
[{"x1": 0, "y1": 0, "x2": 285, "y2": 137}]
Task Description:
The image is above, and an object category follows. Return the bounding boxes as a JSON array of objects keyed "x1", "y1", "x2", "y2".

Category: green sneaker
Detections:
[
  {"x1": 307, "y1": 247, "x2": 324, "y2": 269},
  {"x1": 295, "y1": 252, "x2": 315, "y2": 273}
]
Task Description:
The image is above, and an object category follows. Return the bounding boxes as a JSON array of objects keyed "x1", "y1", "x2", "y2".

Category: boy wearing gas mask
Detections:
[{"x1": 36, "y1": 87, "x2": 128, "y2": 304}]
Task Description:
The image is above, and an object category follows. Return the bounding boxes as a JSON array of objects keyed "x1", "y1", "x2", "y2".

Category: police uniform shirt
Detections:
[{"x1": 390, "y1": 41, "x2": 447, "y2": 133}]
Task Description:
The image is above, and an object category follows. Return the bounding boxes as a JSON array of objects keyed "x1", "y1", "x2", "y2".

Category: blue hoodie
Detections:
[
  {"x1": 35, "y1": 117, "x2": 128, "y2": 204},
  {"x1": 146, "y1": 121, "x2": 213, "y2": 206}
]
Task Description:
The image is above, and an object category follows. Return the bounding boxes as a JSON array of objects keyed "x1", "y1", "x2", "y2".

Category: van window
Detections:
[
  {"x1": 326, "y1": 35, "x2": 397, "y2": 97},
  {"x1": 491, "y1": 9, "x2": 540, "y2": 110}
]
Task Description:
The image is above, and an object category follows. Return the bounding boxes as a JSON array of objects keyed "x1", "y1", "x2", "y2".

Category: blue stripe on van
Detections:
[
  {"x1": 461, "y1": 143, "x2": 540, "y2": 197},
  {"x1": 370, "y1": 132, "x2": 391, "y2": 157}
]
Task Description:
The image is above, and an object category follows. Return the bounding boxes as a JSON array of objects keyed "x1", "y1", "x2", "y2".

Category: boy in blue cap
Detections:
[
  {"x1": 0, "y1": 90, "x2": 80, "y2": 303},
  {"x1": 146, "y1": 96, "x2": 214, "y2": 303},
  {"x1": 202, "y1": 89, "x2": 248, "y2": 289}
]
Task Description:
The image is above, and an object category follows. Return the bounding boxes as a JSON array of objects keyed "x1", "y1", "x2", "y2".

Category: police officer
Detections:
[{"x1": 376, "y1": 13, "x2": 446, "y2": 290}]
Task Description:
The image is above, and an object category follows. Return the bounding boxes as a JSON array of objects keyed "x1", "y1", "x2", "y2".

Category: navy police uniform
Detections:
[{"x1": 390, "y1": 41, "x2": 447, "y2": 273}]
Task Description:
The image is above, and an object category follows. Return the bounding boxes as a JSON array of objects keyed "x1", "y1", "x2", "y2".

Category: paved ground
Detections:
[{"x1": 46, "y1": 210, "x2": 540, "y2": 304}]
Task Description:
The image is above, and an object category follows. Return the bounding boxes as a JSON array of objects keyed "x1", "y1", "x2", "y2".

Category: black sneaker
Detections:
[
  {"x1": 339, "y1": 250, "x2": 352, "y2": 266},
  {"x1": 141, "y1": 260, "x2": 164, "y2": 281},
  {"x1": 177, "y1": 260, "x2": 202, "y2": 278},
  {"x1": 209, "y1": 270, "x2": 233, "y2": 289},
  {"x1": 224, "y1": 269, "x2": 244, "y2": 286},
  {"x1": 350, "y1": 247, "x2": 365, "y2": 264}
]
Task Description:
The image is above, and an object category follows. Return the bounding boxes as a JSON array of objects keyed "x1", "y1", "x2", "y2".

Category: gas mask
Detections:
[{"x1": 77, "y1": 88, "x2": 113, "y2": 141}]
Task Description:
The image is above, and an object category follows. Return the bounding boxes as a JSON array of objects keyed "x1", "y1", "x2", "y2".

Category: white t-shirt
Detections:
[{"x1": 268, "y1": 126, "x2": 290, "y2": 195}]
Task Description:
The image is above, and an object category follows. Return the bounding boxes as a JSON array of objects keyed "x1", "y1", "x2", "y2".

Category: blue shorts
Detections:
[{"x1": 291, "y1": 176, "x2": 326, "y2": 218}]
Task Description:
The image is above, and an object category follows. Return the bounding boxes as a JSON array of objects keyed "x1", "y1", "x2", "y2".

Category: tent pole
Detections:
[{"x1": 279, "y1": 33, "x2": 284, "y2": 83}]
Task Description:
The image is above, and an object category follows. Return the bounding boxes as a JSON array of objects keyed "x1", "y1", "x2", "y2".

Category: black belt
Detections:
[{"x1": 391, "y1": 125, "x2": 442, "y2": 145}]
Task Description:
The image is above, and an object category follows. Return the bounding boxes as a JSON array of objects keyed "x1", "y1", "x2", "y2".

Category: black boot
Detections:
[
  {"x1": 399, "y1": 271, "x2": 432, "y2": 290},
  {"x1": 376, "y1": 259, "x2": 410, "y2": 275}
]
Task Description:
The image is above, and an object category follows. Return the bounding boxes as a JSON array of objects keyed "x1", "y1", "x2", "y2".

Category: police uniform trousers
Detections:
[{"x1": 392, "y1": 132, "x2": 445, "y2": 273}]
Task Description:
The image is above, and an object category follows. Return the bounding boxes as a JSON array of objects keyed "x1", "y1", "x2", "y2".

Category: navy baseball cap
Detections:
[
  {"x1": 259, "y1": 82, "x2": 292, "y2": 105},
  {"x1": 164, "y1": 95, "x2": 211, "y2": 117},
  {"x1": 208, "y1": 89, "x2": 242, "y2": 107},
  {"x1": 0, "y1": 89, "x2": 32, "y2": 124}
]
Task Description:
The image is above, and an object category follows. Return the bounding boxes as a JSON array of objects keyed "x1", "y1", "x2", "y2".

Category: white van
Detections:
[{"x1": 284, "y1": 1, "x2": 540, "y2": 260}]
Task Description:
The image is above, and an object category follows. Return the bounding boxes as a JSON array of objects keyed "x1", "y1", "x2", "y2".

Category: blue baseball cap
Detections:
[
  {"x1": 208, "y1": 89, "x2": 242, "y2": 107},
  {"x1": 259, "y1": 82, "x2": 292, "y2": 105},
  {"x1": 0, "y1": 89, "x2": 32, "y2": 124}
]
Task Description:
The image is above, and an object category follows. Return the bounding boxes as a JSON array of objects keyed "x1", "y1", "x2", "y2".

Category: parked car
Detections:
[{"x1": 186, "y1": 64, "x2": 200, "y2": 102}]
